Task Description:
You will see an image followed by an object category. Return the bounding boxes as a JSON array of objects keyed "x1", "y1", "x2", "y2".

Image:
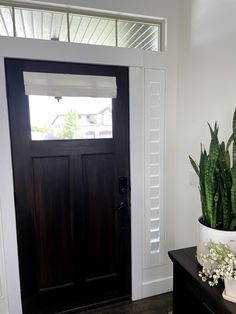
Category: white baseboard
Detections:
[{"x1": 141, "y1": 276, "x2": 173, "y2": 298}]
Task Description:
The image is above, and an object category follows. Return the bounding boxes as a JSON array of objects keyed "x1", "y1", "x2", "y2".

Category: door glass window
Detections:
[{"x1": 29, "y1": 95, "x2": 112, "y2": 140}]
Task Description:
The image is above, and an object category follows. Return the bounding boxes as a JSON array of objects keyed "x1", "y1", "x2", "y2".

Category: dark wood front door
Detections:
[{"x1": 5, "y1": 59, "x2": 130, "y2": 314}]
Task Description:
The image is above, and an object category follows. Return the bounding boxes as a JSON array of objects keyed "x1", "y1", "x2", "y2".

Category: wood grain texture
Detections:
[
  {"x1": 33, "y1": 157, "x2": 74, "y2": 290},
  {"x1": 82, "y1": 153, "x2": 115, "y2": 281}
]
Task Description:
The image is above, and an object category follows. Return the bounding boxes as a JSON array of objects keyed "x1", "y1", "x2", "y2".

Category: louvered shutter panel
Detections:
[{"x1": 144, "y1": 69, "x2": 165, "y2": 268}]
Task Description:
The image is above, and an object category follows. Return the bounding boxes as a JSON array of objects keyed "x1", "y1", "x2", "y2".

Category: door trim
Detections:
[{"x1": 0, "y1": 58, "x2": 22, "y2": 314}]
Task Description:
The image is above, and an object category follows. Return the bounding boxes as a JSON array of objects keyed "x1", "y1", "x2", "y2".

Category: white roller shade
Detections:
[{"x1": 23, "y1": 72, "x2": 117, "y2": 98}]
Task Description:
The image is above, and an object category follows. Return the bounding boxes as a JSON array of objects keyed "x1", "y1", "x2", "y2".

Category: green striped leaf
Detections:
[
  {"x1": 189, "y1": 156, "x2": 199, "y2": 176},
  {"x1": 231, "y1": 166, "x2": 236, "y2": 215},
  {"x1": 233, "y1": 109, "x2": 236, "y2": 166}
]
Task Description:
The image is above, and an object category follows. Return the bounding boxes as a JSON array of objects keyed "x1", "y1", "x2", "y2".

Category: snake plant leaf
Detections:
[
  {"x1": 189, "y1": 156, "x2": 199, "y2": 176},
  {"x1": 208, "y1": 122, "x2": 214, "y2": 138},
  {"x1": 208, "y1": 122, "x2": 218, "y2": 137},
  {"x1": 218, "y1": 142, "x2": 232, "y2": 228},
  {"x1": 227, "y1": 133, "x2": 233, "y2": 151},
  {"x1": 199, "y1": 149, "x2": 208, "y2": 223},
  {"x1": 204, "y1": 158, "x2": 216, "y2": 228},
  {"x1": 197, "y1": 125, "x2": 220, "y2": 228},
  {"x1": 219, "y1": 143, "x2": 231, "y2": 186},
  {"x1": 202, "y1": 123, "x2": 220, "y2": 228},
  {"x1": 214, "y1": 121, "x2": 219, "y2": 135},
  {"x1": 225, "y1": 149, "x2": 231, "y2": 170},
  {"x1": 233, "y1": 109, "x2": 236, "y2": 166},
  {"x1": 220, "y1": 179, "x2": 230, "y2": 229},
  {"x1": 230, "y1": 217, "x2": 236, "y2": 231},
  {"x1": 222, "y1": 190, "x2": 229, "y2": 228},
  {"x1": 231, "y1": 166, "x2": 236, "y2": 215},
  {"x1": 208, "y1": 125, "x2": 219, "y2": 167}
]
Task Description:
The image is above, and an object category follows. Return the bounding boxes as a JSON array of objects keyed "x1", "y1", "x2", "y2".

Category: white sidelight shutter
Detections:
[{"x1": 143, "y1": 69, "x2": 165, "y2": 268}]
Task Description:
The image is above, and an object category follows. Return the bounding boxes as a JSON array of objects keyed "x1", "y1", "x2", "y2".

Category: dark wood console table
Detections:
[{"x1": 168, "y1": 247, "x2": 236, "y2": 313}]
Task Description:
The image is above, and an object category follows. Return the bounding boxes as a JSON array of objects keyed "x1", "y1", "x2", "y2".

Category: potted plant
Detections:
[
  {"x1": 189, "y1": 110, "x2": 236, "y2": 261},
  {"x1": 198, "y1": 241, "x2": 236, "y2": 302}
]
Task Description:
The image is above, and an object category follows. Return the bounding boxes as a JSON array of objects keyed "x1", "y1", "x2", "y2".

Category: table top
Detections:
[{"x1": 169, "y1": 247, "x2": 236, "y2": 313}]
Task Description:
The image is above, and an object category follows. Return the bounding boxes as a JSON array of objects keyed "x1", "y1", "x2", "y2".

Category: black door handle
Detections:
[
  {"x1": 116, "y1": 201, "x2": 126, "y2": 211},
  {"x1": 119, "y1": 177, "x2": 128, "y2": 194}
]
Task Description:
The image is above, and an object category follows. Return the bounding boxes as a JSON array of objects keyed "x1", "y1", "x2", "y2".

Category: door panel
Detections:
[
  {"x1": 33, "y1": 156, "x2": 74, "y2": 291},
  {"x1": 83, "y1": 153, "x2": 115, "y2": 281},
  {"x1": 5, "y1": 59, "x2": 130, "y2": 314}
]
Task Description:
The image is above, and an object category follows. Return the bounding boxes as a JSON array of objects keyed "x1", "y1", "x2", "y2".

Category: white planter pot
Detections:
[
  {"x1": 223, "y1": 278, "x2": 236, "y2": 302},
  {"x1": 197, "y1": 218, "x2": 236, "y2": 266}
]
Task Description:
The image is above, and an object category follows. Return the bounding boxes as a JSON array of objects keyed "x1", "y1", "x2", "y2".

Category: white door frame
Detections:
[{"x1": 0, "y1": 37, "x2": 145, "y2": 313}]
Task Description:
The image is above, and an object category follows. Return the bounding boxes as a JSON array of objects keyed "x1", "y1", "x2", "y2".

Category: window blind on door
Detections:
[
  {"x1": 23, "y1": 72, "x2": 117, "y2": 98},
  {"x1": 144, "y1": 68, "x2": 165, "y2": 268}
]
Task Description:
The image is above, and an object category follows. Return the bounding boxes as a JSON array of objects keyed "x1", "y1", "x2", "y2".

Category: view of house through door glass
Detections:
[
  {"x1": 29, "y1": 96, "x2": 113, "y2": 140},
  {"x1": 6, "y1": 59, "x2": 131, "y2": 314}
]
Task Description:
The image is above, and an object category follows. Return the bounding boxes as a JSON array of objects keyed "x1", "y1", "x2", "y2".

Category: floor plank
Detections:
[{"x1": 80, "y1": 292, "x2": 173, "y2": 314}]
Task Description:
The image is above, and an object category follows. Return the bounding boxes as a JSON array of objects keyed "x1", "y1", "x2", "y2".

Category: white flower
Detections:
[{"x1": 198, "y1": 241, "x2": 236, "y2": 287}]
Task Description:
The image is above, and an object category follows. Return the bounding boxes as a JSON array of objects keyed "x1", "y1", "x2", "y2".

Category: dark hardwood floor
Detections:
[{"x1": 79, "y1": 292, "x2": 173, "y2": 314}]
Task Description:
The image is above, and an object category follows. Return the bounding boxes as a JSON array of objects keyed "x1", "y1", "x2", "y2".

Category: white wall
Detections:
[{"x1": 176, "y1": 0, "x2": 236, "y2": 248}]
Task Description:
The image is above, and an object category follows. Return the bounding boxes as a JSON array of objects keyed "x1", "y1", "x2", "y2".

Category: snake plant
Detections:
[{"x1": 189, "y1": 109, "x2": 236, "y2": 230}]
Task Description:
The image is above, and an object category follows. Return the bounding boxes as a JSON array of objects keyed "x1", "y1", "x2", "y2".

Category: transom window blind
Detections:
[{"x1": 23, "y1": 72, "x2": 117, "y2": 98}]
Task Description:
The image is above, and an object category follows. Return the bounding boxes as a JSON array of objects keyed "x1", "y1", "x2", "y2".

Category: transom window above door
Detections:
[{"x1": 0, "y1": 4, "x2": 163, "y2": 51}]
